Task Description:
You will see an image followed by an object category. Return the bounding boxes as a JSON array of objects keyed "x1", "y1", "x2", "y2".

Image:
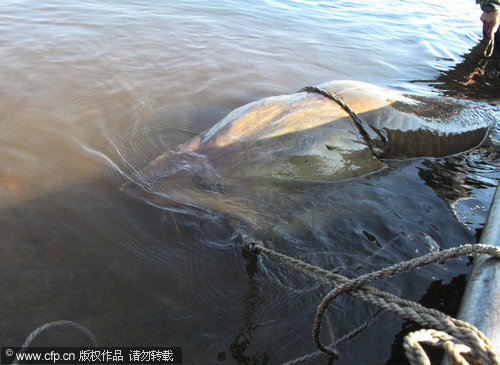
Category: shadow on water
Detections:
[
  {"x1": 227, "y1": 250, "x2": 268, "y2": 365},
  {"x1": 432, "y1": 33, "x2": 500, "y2": 100},
  {"x1": 416, "y1": 146, "x2": 499, "y2": 203}
]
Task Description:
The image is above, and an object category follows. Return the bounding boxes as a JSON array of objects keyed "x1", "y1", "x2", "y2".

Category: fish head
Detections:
[{"x1": 120, "y1": 148, "x2": 228, "y2": 219}]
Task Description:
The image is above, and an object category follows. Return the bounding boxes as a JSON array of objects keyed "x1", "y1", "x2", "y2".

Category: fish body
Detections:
[{"x1": 121, "y1": 81, "x2": 493, "y2": 223}]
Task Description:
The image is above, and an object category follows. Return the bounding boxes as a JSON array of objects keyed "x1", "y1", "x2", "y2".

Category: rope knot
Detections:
[{"x1": 242, "y1": 236, "x2": 262, "y2": 255}]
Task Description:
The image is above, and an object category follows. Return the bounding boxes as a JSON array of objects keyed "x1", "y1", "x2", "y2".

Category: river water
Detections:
[{"x1": 0, "y1": 1, "x2": 499, "y2": 364}]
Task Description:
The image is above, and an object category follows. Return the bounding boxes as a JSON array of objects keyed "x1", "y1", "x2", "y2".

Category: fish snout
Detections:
[{"x1": 120, "y1": 181, "x2": 149, "y2": 201}]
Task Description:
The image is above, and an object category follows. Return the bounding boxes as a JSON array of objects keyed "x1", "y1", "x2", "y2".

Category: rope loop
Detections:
[
  {"x1": 12, "y1": 320, "x2": 97, "y2": 365},
  {"x1": 484, "y1": 37, "x2": 495, "y2": 58}
]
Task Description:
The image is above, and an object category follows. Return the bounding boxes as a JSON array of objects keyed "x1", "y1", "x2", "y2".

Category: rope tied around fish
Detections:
[
  {"x1": 300, "y1": 86, "x2": 387, "y2": 159},
  {"x1": 241, "y1": 233, "x2": 500, "y2": 365}
]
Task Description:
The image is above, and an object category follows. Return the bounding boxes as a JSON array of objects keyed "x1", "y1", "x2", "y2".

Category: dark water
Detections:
[{"x1": 0, "y1": 1, "x2": 499, "y2": 364}]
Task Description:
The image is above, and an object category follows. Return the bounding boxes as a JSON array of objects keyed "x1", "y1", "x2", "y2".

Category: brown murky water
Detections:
[{"x1": 0, "y1": 1, "x2": 499, "y2": 364}]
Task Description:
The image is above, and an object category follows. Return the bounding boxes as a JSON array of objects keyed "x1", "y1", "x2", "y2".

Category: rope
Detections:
[
  {"x1": 282, "y1": 310, "x2": 383, "y2": 365},
  {"x1": 242, "y1": 236, "x2": 500, "y2": 364},
  {"x1": 313, "y1": 244, "x2": 500, "y2": 363},
  {"x1": 405, "y1": 329, "x2": 473, "y2": 365},
  {"x1": 12, "y1": 320, "x2": 97, "y2": 365},
  {"x1": 281, "y1": 344, "x2": 332, "y2": 365},
  {"x1": 484, "y1": 37, "x2": 495, "y2": 58},
  {"x1": 299, "y1": 86, "x2": 386, "y2": 157}
]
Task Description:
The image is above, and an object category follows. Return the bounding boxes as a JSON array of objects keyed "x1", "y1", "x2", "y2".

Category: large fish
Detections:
[{"x1": 121, "y1": 81, "x2": 493, "y2": 226}]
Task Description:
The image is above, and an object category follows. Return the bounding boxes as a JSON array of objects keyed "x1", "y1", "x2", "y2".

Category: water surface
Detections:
[{"x1": 0, "y1": 1, "x2": 499, "y2": 364}]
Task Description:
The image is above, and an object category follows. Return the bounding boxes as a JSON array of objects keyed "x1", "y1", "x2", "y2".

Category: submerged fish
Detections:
[{"x1": 121, "y1": 81, "x2": 494, "y2": 226}]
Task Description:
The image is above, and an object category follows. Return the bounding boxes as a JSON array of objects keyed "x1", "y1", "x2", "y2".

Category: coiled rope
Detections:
[{"x1": 242, "y1": 235, "x2": 500, "y2": 365}]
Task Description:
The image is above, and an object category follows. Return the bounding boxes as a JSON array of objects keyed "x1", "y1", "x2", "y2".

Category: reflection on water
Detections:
[
  {"x1": 0, "y1": 0, "x2": 499, "y2": 364},
  {"x1": 418, "y1": 146, "x2": 499, "y2": 202},
  {"x1": 435, "y1": 33, "x2": 500, "y2": 99}
]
